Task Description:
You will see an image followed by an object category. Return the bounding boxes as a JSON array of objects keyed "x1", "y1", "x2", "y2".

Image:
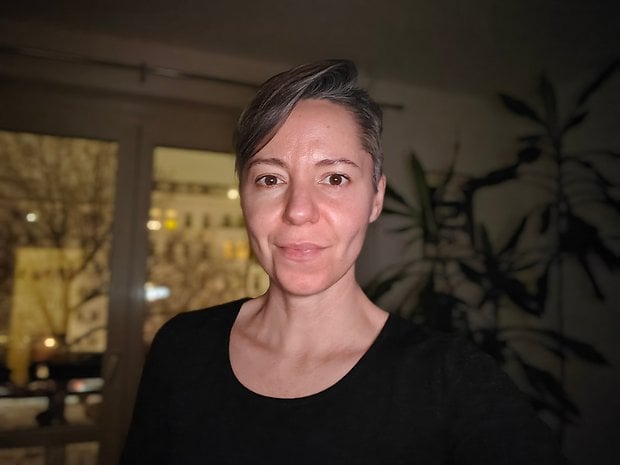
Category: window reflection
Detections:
[
  {"x1": 144, "y1": 147, "x2": 268, "y2": 344},
  {"x1": 0, "y1": 130, "x2": 117, "y2": 432}
]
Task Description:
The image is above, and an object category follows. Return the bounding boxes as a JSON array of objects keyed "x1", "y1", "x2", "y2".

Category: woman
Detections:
[{"x1": 121, "y1": 60, "x2": 565, "y2": 464}]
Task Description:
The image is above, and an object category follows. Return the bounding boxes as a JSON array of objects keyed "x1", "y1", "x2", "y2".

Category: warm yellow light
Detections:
[
  {"x1": 147, "y1": 220, "x2": 162, "y2": 231},
  {"x1": 26, "y1": 212, "x2": 38, "y2": 222},
  {"x1": 227, "y1": 188, "x2": 239, "y2": 200},
  {"x1": 43, "y1": 337, "x2": 57, "y2": 348},
  {"x1": 222, "y1": 240, "x2": 235, "y2": 259},
  {"x1": 144, "y1": 282, "x2": 171, "y2": 302},
  {"x1": 36, "y1": 364, "x2": 50, "y2": 379},
  {"x1": 164, "y1": 218, "x2": 178, "y2": 230},
  {"x1": 236, "y1": 240, "x2": 249, "y2": 259}
]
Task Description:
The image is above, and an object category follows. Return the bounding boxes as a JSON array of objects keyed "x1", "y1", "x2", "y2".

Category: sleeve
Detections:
[
  {"x1": 119, "y1": 320, "x2": 178, "y2": 465},
  {"x1": 444, "y1": 339, "x2": 568, "y2": 465}
]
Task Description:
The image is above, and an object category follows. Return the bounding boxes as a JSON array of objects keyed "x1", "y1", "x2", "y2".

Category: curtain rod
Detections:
[
  {"x1": 0, "y1": 44, "x2": 259, "y2": 89},
  {"x1": 0, "y1": 44, "x2": 404, "y2": 110}
]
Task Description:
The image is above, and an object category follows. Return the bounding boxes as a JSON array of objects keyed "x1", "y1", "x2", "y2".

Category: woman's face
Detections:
[{"x1": 240, "y1": 99, "x2": 385, "y2": 297}]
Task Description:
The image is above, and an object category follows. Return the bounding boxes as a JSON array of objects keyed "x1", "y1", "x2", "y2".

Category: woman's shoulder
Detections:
[
  {"x1": 379, "y1": 314, "x2": 505, "y2": 383},
  {"x1": 379, "y1": 315, "x2": 566, "y2": 463},
  {"x1": 151, "y1": 298, "x2": 248, "y2": 352},
  {"x1": 163, "y1": 298, "x2": 247, "y2": 329},
  {"x1": 381, "y1": 313, "x2": 469, "y2": 356}
]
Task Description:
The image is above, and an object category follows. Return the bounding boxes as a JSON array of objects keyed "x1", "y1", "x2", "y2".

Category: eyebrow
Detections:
[
  {"x1": 315, "y1": 158, "x2": 361, "y2": 169},
  {"x1": 247, "y1": 157, "x2": 360, "y2": 170},
  {"x1": 246, "y1": 157, "x2": 287, "y2": 170}
]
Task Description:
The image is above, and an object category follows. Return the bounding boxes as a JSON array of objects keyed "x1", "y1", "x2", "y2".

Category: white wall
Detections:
[{"x1": 359, "y1": 78, "x2": 529, "y2": 278}]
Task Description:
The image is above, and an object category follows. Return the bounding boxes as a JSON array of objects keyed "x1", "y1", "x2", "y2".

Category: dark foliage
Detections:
[{"x1": 365, "y1": 62, "x2": 618, "y2": 428}]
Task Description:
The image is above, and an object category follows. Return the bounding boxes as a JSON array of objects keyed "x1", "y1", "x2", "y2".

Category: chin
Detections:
[
  {"x1": 269, "y1": 268, "x2": 352, "y2": 298},
  {"x1": 273, "y1": 278, "x2": 330, "y2": 297}
]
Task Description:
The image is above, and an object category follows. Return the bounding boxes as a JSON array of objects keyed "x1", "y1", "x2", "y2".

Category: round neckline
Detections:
[{"x1": 225, "y1": 299, "x2": 394, "y2": 404}]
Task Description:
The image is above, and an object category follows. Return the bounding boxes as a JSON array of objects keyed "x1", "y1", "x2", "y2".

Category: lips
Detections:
[{"x1": 277, "y1": 242, "x2": 326, "y2": 260}]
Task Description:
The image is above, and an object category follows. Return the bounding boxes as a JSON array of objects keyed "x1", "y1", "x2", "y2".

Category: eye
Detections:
[
  {"x1": 319, "y1": 173, "x2": 350, "y2": 186},
  {"x1": 256, "y1": 174, "x2": 282, "y2": 186}
]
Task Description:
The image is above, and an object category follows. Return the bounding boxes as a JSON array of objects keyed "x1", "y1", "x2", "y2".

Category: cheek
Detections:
[
  {"x1": 242, "y1": 210, "x2": 262, "y2": 240},
  {"x1": 243, "y1": 194, "x2": 274, "y2": 212},
  {"x1": 327, "y1": 201, "x2": 372, "y2": 237},
  {"x1": 348, "y1": 191, "x2": 378, "y2": 223},
  {"x1": 241, "y1": 199, "x2": 274, "y2": 248}
]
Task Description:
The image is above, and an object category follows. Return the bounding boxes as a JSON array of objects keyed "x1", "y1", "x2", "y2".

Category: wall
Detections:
[
  {"x1": 359, "y1": 77, "x2": 529, "y2": 279},
  {"x1": 366, "y1": 68, "x2": 620, "y2": 465},
  {"x1": 555, "y1": 70, "x2": 620, "y2": 465}
]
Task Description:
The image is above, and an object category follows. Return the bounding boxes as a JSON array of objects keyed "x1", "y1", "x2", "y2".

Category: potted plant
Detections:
[{"x1": 365, "y1": 61, "x2": 618, "y2": 433}]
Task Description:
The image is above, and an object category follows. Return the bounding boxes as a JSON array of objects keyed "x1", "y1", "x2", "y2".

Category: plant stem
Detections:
[{"x1": 553, "y1": 132, "x2": 567, "y2": 443}]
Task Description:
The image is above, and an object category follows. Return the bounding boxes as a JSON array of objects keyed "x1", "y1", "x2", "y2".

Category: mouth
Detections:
[{"x1": 277, "y1": 242, "x2": 326, "y2": 260}]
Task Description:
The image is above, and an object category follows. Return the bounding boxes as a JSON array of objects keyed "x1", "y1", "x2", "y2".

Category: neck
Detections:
[{"x1": 244, "y1": 273, "x2": 386, "y2": 355}]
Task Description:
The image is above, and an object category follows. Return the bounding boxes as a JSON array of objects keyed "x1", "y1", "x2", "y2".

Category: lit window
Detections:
[
  {"x1": 147, "y1": 220, "x2": 162, "y2": 231},
  {"x1": 227, "y1": 188, "x2": 239, "y2": 200},
  {"x1": 164, "y1": 218, "x2": 178, "y2": 230},
  {"x1": 25, "y1": 212, "x2": 38, "y2": 222}
]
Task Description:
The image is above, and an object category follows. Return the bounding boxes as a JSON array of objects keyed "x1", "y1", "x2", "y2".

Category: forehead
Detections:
[
  {"x1": 254, "y1": 99, "x2": 365, "y2": 160},
  {"x1": 280, "y1": 99, "x2": 359, "y2": 138}
]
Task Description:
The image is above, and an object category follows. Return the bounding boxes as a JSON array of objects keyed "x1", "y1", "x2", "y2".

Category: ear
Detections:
[{"x1": 369, "y1": 175, "x2": 386, "y2": 223}]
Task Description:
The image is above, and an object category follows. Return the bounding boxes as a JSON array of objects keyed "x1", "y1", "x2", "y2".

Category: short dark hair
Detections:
[{"x1": 234, "y1": 59, "x2": 383, "y2": 188}]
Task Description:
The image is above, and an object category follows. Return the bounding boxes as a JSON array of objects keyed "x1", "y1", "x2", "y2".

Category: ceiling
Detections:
[{"x1": 2, "y1": 0, "x2": 619, "y2": 95}]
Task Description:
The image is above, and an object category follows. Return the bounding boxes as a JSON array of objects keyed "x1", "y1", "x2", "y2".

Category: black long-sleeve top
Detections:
[{"x1": 120, "y1": 298, "x2": 566, "y2": 464}]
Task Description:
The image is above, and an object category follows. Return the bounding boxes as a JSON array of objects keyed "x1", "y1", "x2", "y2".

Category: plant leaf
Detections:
[
  {"x1": 499, "y1": 94, "x2": 543, "y2": 124},
  {"x1": 528, "y1": 395, "x2": 576, "y2": 422},
  {"x1": 499, "y1": 217, "x2": 528, "y2": 255},
  {"x1": 540, "y1": 205, "x2": 552, "y2": 234},
  {"x1": 561, "y1": 111, "x2": 588, "y2": 135},
  {"x1": 601, "y1": 187, "x2": 620, "y2": 215},
  {"x1": 478, "y1": 224, "x2": 494, "y2": 256},
  {"x1": 438, "y1": 142, "x2": 459, "y2": 192},
  {"x1": 464, "y1": 163, "x2": 520, "y2": 191},
  {"x1": 590, "y1": 233, "x2": 620, "y2": 272},
  {"x1": 539, "y1": 73, "x2": 558, "y2": 131},
  {"x1": 577, "y1": 59, "x2": 619, "y2": 107},
  {"x1": 458, "y1": 262, "x2": 487, "y2": 289},
  {"x1": 562, "y1": 213, "x2": 620, "y2": 277},
  {"x1": 566, "y1": 156, "x2": 614, "y2": 188},
  {"x1": 507, "y1": 328, "x2": 609, "y2": 365},
  {"x1": 543, "y1": 335, "x2": 608, "y2": 365},
  {"x1": 503, "y1": 277, "x2": 544, "y2": 315},
  {"x1": 385, "y1": 184, "x2": 418, "y2": 214},
  {"x1": 518, "y1": 134, "x2": 545, "y2": 143},
  {"x1": 517, "y1": 358, "x2": 580, "y2": 415},
  {"x1": 535, "y1": 264, "x2": 550, "y2": 309},
  {"x1": 387, "y1": 224, "x2": 420, "y2": 234},
  {"x1": 517, "y1": 146, "x2": 542, "y2": 164},
  {"x1": 569, "y1": 149, "x2": 620, "y2": 160},
  {"x1": 410, "y1": 153, "x2": 438, "y2": 241},
  {"x1": 380, "y1": 204, "x2": 419, "y2": 218}
]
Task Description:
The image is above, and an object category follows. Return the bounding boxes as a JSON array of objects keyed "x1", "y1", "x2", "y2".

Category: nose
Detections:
[{"x1": 283, "y1": 180, "x2": 319, "y2": 225}]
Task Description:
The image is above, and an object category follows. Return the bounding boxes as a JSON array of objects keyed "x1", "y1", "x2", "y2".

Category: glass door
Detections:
[
  {"x1": 144, "y1": 147, "x2": 267, "y2": 344},
  {"x1": 0, "y1": 76, "x2": 247, "y2": 465},
  {"x1": 0, "y1": 77, "x2": 143, "y2": 465},
  {"x1": 0, "y1": 130, "x2": 118, "y2": 464}
]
